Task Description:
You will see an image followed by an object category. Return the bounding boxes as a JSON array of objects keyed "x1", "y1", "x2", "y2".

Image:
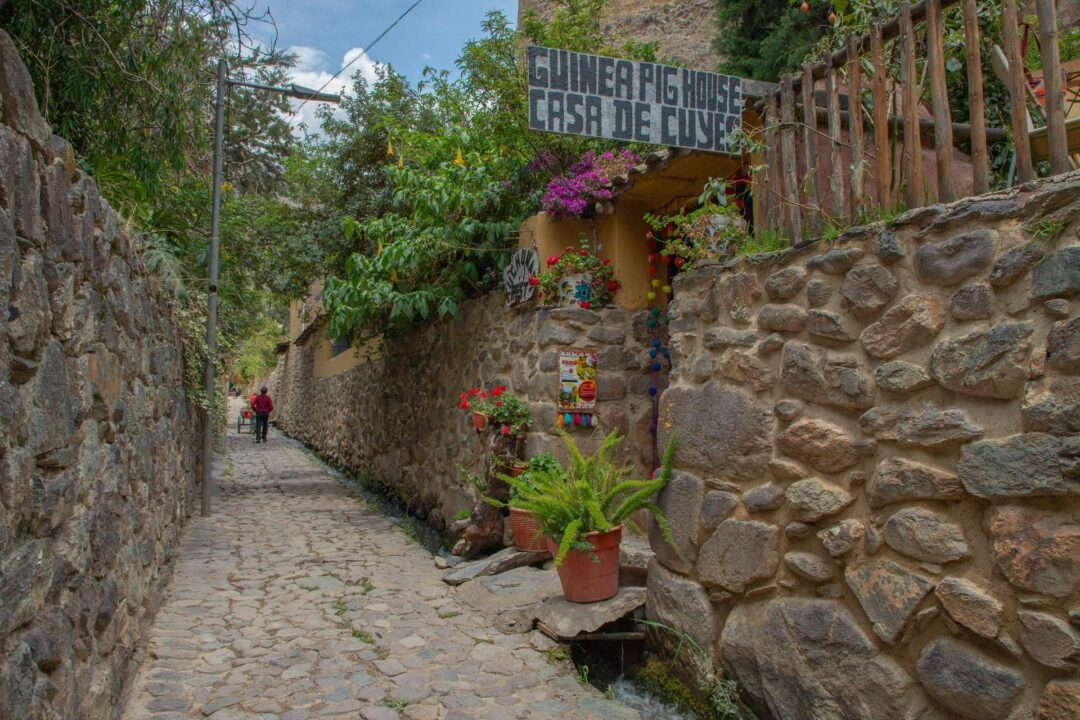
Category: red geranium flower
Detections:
[
  {"x1": 459, "y1": 399, "x2": 469, "y2": 410},
  {"x1": 547, "y1": 255, "x2": 560, "y2": 266},
  {"x1": 607, "y1": 280, "x2": 618, "y2": 292},
  {"x1": 528, "y1": 276, "x2": 539, "y2": 286},
  {"x1": 578, "y1": 248, "x2": 588, "y2": 257},
  {"x1": 647, "y1": 266, "x2": 657, "y2": 276},
  {"x1": 580, "y1": 300, "x2": 591, "y2": 309},
  {"x1": 496, "y1": 400, "x2": 503, "y2": 407},
  {"x1": 479, "y1": 390, "x2": 487, "y2": 399},
  {"x1": 501, "y1": 425, "x2": 510, "y2": 436},
  {"x1": 459, "y1": 391, "x2": 468, "y2": 400},
  {"x1": 470, "y1": 387, "x2": 479, "y2": 396},
  {"x1": 602, "y1": 258, "x2": 610, "y2": 266},
  {"x1": 674, "y1": 257, "x2": 685, "y2": 268}
]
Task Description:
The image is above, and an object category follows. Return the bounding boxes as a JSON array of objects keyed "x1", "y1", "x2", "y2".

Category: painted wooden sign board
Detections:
[
  {"x1": 503, "y1": 248, "x2": 540, "y2": 305},
  {"x1": 527, "y1": 45, "x2": 744, "y2": 154}
]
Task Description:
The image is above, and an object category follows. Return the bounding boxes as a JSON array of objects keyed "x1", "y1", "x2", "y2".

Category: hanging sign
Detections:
[
  {"x1": 503, "y1": 248, "x2": 540, "y2": 305},
  {"x1": 527, "y1": 46, "x2": 744, "y2": 154},
  {"x1": 558, "y1": 348, "x2": 598, "y2": 429}
]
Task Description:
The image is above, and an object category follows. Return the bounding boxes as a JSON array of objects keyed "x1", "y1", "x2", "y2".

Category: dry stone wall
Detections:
[
  {"x1": 267, "y1": 295, "x2": 664, "y2": 528},
  {"x1": 653, "y1": 175, "x2": 1080, "y2": 720},
  {"x1": 0, "y1": 31, "x2": 204, "y2": 720}
]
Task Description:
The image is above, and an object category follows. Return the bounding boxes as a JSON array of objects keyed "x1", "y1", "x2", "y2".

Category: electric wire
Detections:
[{"x1": 286, "y1": 0, "x2": 425, "y2": 122}]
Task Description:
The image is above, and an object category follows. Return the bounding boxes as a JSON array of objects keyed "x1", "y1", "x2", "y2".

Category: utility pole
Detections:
[{"x1": 201, "y1": 61, "x2": 340, "y2": 517}]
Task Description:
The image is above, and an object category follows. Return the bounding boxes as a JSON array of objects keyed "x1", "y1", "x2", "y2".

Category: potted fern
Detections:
[
  {"x1": 502, "y1": 430, "x2": 676, "y2": 603},
  {"x1": 504, "y1": 453, "x2": 559, "y2": 553}
]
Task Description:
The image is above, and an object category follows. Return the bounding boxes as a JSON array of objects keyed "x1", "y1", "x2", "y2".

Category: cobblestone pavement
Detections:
[{"x1": 121, "y1": 403, "x2": 640, "y2": 720}]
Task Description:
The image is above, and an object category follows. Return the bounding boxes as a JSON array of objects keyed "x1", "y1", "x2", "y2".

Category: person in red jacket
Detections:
[{"x1": 251, "y1": 386, "x2": 273, "y2": 444}]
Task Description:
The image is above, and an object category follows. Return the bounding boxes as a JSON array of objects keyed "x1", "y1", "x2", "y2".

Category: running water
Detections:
[{"x1": 609, "y1": 678, "x2": 698, "y2": 719}]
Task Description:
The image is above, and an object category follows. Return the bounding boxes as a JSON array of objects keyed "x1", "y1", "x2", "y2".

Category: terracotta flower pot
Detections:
[
  {"x1": 472, "y1": 411, "x2": 488, "y2": 431},
  {"x1": 508, "y1": 507, "x2": 547, "y2": 553},
  {"x1": 545, "y1": 525, "x2": 622, "y2": 603},
  {"x1": 509, "y1": 462, "x2": 528, "y2": 478}
]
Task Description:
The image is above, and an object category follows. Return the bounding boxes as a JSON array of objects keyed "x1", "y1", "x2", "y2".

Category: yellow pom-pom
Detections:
[
  {"x1": 647, "y1": 291, "x2": 657, "y2": 300},
  {"x1": 651, "y1": 278, "x2": 661, "y2": 288},
  {"x1": 662, "y1": 285, "x2": 672, "y2": 295}
]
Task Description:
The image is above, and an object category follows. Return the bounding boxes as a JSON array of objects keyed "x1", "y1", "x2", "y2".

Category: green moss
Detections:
[{"x1": 634, "y1": 658, "x2": 714, "y2": 718}]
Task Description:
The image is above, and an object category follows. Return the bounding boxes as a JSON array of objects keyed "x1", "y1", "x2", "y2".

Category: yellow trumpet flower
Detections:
[
  {"x1": 386, "y1": 139, "x2": 394, "y2": 158},
  {"x1": 453, "y1": 149, "x2": 465, "y2": 167}
]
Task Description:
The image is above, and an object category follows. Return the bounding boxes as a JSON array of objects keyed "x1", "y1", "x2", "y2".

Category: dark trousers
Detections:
[{"x1": 255, "y1": 412, "x2": 269, "y2": 441}]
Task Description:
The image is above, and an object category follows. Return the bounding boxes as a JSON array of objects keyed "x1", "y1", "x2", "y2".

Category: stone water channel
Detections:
[{"x1": 120, "y1": 403, "x2": 699, "y2": 720}]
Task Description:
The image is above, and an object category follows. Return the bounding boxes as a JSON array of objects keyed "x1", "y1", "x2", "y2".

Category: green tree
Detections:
[{"x1": 714, "y1": 0, "x2": 830, "y2": 81}]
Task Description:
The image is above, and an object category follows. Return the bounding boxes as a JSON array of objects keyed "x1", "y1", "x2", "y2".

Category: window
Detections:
[{"x1": 330, "y1": 332, "x2": 352, "y2": 358}]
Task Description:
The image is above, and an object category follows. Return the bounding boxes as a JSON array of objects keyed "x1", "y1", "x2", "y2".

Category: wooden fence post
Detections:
[
  {"x1": 847, "y1": 36, "x2": 866, "y2": 217},
  {"x1": 900, "y1": 2, "x2": 924, "y2": 209},
  {"x1": 962, "y1": 0, "x2": 989, "y2": 194},
  {"x1": 1002, "y1": 0, "x2": 1033, "y2": 183},
  {"x1": 825, "y1": 52, "x2": 845, "y2": 221},
  {"x1": 781, "y1": 75, "x2": 804, "y2": 245},
  {"x1": 802, "y1": 63, "x2": 823, "y2": 233},
  {"x1": 871, "y1": 22, "x2": 892, "y2": 209},
  {"x1": 763, "y1": 89, "x2": 781, "y2": 232},
  {"x1": 1035, "y1": 0, "x2": 1070, "y2": 175},
  {"x1": 926, "y1": 0, "x2": 955, "y2": 202}
]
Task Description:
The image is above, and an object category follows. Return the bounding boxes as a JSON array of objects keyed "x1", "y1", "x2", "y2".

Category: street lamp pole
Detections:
[{"x1": 201, "y1": 61, "x2": 340, "y2": 517}]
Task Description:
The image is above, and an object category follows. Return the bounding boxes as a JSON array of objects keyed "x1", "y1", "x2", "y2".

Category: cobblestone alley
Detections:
[{"x1": 120, "y1": 403, "x2": 639, "y2": 720}]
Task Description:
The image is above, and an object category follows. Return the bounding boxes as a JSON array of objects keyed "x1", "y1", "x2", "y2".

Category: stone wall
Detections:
[
  {"x1": 650, "y1": 175, "x2": 1080, "y2": 720},
  {"x1": 518, "y1": 0, "x2": 719, "y2": 71},
  {"x1": 266, "y1": 294, "x2": 663, "y2": 528},
  {"x1": 0, "y1": 31, "x2": 205, "y2": 720}
]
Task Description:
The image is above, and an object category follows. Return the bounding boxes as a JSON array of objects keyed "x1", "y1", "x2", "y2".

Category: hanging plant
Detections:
[{"x1": 540, "y1": 150, "x2": 640, "y2": 220}]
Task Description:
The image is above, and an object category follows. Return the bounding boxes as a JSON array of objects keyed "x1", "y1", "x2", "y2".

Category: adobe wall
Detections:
[
  {"x1": 266, "y1": 295, "x2": 665, "y2": 528},
  {"x1": 650, "y1": 174, "x2": 1080, "y2": 720},
  {"x1": 0, "y1": 30, "x2": 205, "y2": 720}
]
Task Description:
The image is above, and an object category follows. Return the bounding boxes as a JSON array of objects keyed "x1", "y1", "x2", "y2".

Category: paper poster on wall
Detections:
[{"x1": 558, "y1": 348, "x2": 598, "y2": 428}]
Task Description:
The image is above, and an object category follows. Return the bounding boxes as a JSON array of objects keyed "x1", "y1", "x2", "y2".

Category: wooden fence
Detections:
[{"x1": 755, "y1": 0, "x2": 1075, "y2": 245}]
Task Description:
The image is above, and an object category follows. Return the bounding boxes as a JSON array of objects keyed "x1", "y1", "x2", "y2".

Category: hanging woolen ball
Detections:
[
  {"x1": 652, "y1": 362, "x2": 662, "y2": 372},
  {"x1": 647, "y1": 291, "x2": 657, "y2": 300},
  {"x1": 651, "y1": 308, "x2": 662, "y2": 317},
  {"x1": 649, "y1": 349, "x2": 658, "y2": 359},
  {"x1": 662, "y1": 285, "x2": 672, "y2": 295},
  {"x1": 652, "y1": 339, "x2": 662, "y2": 348},
  {"x1": 651, "y1": 278, "x2": 661, "y2": 288},
  {"x1": 662, "y1": 348, "x2": 670, "y2": 359},
  {"x1": 648, "y1": 387, "x2": 658, "y2": 396},
  {"x1": 563, "y1": 412, "x2": 573, "y2": 426},
  {"x1": 647, "y1": 319, "x2": 658, "y2": 329}
]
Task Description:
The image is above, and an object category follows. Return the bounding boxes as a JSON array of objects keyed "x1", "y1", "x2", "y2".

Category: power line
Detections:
[{"x1": 287, "y1": 0, "x2": 425, "y2": 122}]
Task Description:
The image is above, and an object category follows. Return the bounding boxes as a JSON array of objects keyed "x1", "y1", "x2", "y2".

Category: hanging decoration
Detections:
[
  {"x1": 557, "y1": 348, "x2": 598, "y2": 429},
  {"x1": 644, "y1": 225, "x2": 674, "y2": 469},
  {"x1": 503, "y1": 248, "x2": 540, "y2": 305}
]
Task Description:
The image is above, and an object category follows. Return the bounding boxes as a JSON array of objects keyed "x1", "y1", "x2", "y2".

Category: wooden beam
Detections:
[
  {"x1": 901, "y1": 2, "x2": 924, "y2": 209},
  {"x1": 825, "y1": 51, "x2": 846, "y2": 220},
  {"x1": 762, "y1": 89, "x2": 779, "y2": 231},
  {"x1": 962, "y1": 0, "x2": 989, "y2": 194},
  {"x1": 780, "y1": 75, "x2": 803, "y2": 245},
  {"x1": 1036, "y1": 0, "x2": 1070, "y2": 175},
  {"x1": 926, "y1": 0, "x2": 955, "y2": 202},
  {"x1": 802, "y1": 62, "x2": 823, "y2": 231},
  {"x1": 871, "y1": 22, "x2": 892, "y2": 208},
  {"x1": 847, "y1": 35, "x2": 866, "y2": 215},
  {"x1": 1003, "y1": 0, "x2": 1033, "y2": 183}
]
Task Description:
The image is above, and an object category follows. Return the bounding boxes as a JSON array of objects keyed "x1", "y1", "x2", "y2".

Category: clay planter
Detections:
[
  {"x1": 508, "y1": 507, "x2": 547, "y2": 553},
  {"x1": 545, "y1": 525, "x2": 622, "y2": 603},
  {"x1": 509, "y1": 462, "x2": 528, "y2": 478},
  {"x1": 472, "y1": 411, "x2": 488, "y2": 431}
]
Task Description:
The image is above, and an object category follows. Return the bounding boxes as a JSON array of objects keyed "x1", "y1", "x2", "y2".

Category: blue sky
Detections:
[{"x1": 263, "y1": 0, "x2": 518, "y2": 132}]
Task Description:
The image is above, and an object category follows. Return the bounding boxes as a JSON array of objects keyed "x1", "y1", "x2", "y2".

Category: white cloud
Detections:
[{"x1": 284, "y1": 46, "x2": 384, "y2": 136}]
